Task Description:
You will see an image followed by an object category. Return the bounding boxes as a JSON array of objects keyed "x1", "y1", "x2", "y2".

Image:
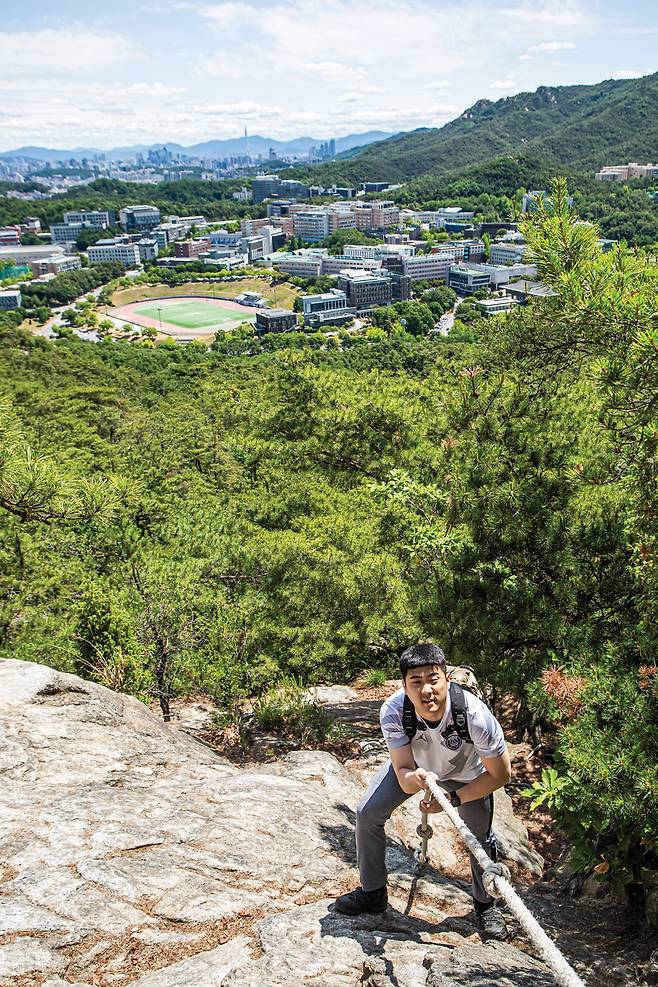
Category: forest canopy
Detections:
[{"x1": 0, "y1": 179, "x2": 657, "y2": 908}]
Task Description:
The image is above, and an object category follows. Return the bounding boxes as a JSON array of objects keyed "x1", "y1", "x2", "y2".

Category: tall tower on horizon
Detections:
[{"x1": 244, "y1": 126, "x2": 249, "y2": 159}]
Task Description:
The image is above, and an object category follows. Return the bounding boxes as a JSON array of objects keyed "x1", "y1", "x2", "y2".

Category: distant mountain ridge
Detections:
[
  {"x1": 0, "y1": 131, "x2": 395, "y2": 164},
  {"x1": 304, "y1": 72, "x2": 658, "y2": 183}
]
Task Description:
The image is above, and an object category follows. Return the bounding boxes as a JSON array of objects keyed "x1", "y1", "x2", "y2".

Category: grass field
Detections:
[
  {"x1": 111, "y1": 279, "x2": 298, "y2": 309},
  {"x1": 137, "y1": 300, "x2": 244, "y2": 330}
]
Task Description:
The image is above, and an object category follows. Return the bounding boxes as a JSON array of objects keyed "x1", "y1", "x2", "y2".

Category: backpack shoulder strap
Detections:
[
  {"x1": 402, "y1": 694, "x2": 425, "y2": 741},
  {"x1": 449, "y1": 682, "x2": 472, "y2": 743}
]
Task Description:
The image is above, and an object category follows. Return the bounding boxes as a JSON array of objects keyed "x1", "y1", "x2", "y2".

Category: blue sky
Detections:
[{"x1": 0, "y1": 0, "x2": 656, "y2": 150}]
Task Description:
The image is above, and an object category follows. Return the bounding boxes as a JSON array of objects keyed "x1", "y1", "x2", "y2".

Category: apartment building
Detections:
[
  {"x1": 402, "y1": 252, "x2": 454, "y2": 282},
  {"x1": 336, "y1": 270, "x2": 393, "y2": 311},
  {"x1": 87, "y1": 243, "x2": 141, "y2": 267},
  {"x1": 30, "y1": 254, "x2": 82, "y2": 277},
  {"x1": 595, "y1": 162, "x2": 658, "y2": 181},
  {"x1": 118, "y1": 205, "x2": 161, "y2": 231},
  {"x1": 301, "y1": 289, "x2": 356, "y2": 326}
]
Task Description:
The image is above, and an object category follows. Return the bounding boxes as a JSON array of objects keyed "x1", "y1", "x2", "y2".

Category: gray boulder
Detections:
[{"x1": 0, "y1": 660, "x2": 557, "y2": 987}]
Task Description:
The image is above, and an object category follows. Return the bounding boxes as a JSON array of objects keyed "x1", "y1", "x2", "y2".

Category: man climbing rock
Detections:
[{"x1": 335, "y1": 642, "x2": 512, "y2": 941}]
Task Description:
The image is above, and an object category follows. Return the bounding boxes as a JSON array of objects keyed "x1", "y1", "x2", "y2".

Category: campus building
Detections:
[
  {"x1": 63, "y1": 210, "x2": 115, "y2": 228},
  {"x1": 0, "y1": 289, "x2": 21, "y2": 309},
  {"x1": 448, "y1": 265, "x2": 491, "y2": 295},
  {"x1": 320, "y1": 256, "x2": 383, "y2": 275},
  {"x1": 301, "y1": 289, "x2": 356, "y2": 327},
  {"x1": 175, "y1": 238, "x2": 212, "y2": 259},
  {"x1": 271, "y1": 254, "x2": 323, "y2": 277},
  {"x1": 336, "y1": 269, "x2": 393, "y2": 311},
  {"x1": 255, "y1": 309, "x2": 298, "y2": 334},
  {"x1": 118, "y1": 206, "x2": 161, "y2": 231},
  {"x1": 402, "y1": 252, "x2": 454, "y2": 283},
  {"x1": 489, "y1": 241, "x2": 528, "y2": 265},
  {"x1": 30, "y1": 255, "x2": 82, "y2": 277},
  {"x1": 87, "y1": 243, "x2": 141, "y2": 267}
]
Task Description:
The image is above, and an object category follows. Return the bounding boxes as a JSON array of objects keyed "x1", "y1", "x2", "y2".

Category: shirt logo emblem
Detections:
[{"x1": 445, "y1": 733, "x2": 463, "y2": 751}]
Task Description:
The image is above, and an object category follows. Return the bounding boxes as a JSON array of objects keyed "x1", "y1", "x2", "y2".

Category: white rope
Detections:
[{"x1": 424, "y1": 777, "x2": 587, "y2": 987}]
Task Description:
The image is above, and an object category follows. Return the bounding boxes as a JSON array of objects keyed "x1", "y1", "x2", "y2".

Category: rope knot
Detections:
[{"x1": 482, "y1": 861, "x2": 511, "y2": 898}]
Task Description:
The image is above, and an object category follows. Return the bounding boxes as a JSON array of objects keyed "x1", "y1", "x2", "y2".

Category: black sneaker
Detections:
[
  {"x1": 474, "y1": 904, "x2": 509, "y2": 941},
  {"x1": 334, "y1": 886, "x2": 388, "y2": 915}
]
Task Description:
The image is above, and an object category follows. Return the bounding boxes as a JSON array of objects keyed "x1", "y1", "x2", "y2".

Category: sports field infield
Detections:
[
  {"x1": 137, "y1": 299, "x2": 246, "y2": 329},
  {"x1": 109, "y1": 295, "x2": 260, "y2": 339}
]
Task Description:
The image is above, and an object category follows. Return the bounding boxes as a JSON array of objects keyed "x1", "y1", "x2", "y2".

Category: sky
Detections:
[{"x1": 0, "y1": 0, "x2": 656, "y2": 151}]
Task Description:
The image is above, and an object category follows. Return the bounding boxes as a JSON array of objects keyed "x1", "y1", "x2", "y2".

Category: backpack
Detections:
[{"x1": 401, "y1": 665, "x2": 486, "y2": 744}]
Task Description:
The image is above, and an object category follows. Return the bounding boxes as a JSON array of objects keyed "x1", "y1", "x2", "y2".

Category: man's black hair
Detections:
[{"x1": 399, "y1": 643, "x2": 447, "y2": 679}]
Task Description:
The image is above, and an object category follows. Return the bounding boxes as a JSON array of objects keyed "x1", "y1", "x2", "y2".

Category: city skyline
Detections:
[{"x1": 0, "y1": 0, "x2": 657, "y2": 151}]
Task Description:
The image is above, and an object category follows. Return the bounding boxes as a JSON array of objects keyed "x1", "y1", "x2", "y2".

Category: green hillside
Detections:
[{"x1": 301, "y1": 71, "x2": 658, "y2": 183}]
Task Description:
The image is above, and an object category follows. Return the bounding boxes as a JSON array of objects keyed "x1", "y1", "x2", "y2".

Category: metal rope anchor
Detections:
[{"x1": 414, "y1": 788, "x2": 433, "y2": 874}]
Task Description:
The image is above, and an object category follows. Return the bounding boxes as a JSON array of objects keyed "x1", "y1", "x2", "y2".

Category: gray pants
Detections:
[{"x1": 356, "y1": 761, "x2": 497, "y2": 906}]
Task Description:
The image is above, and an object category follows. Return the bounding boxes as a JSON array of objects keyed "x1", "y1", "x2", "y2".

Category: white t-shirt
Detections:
[{"x1": 379, "y1": 686, "x2": 507, "y2": 783}]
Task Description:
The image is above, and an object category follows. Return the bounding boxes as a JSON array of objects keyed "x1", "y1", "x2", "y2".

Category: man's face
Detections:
[{"x1": 403, "y1": 664, "x2": 448, "y2": 722}]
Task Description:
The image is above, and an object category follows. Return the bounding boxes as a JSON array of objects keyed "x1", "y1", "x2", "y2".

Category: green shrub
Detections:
[
  {"x1": 363, "y1": 668, "x2": 387, "y2": 687},
  {"x1": 253, "y1": 677, "x2": 338, "y2": 744}
]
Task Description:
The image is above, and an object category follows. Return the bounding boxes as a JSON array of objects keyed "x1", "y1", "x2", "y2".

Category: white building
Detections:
[
  {"x1": 402, "y1": 252, "x2": 455, "y2": 282},
  {"x1": 321, "y1": 255, "x2": 383, "y2": 275},
  {"x1": 63, "y1": 210, "x2": 114, "y2": 228},
  {"x1": 50, "y1": 223, "x2": 85, "y2": 244},
  {"x1": 0, "y1": 244, "x2": 65, "y2": 264},
  {"x1": 595, "y1": 162, "x2": 658, "y2": 182},
  {"x1": 293, "y1": 211, "x2": 331, "y2": 242},
  {"x1": 137, "y1": 239, "x2": 158, "y2": 263},
  {"x1": 271, "y1": 254, "x2": 323, "y2": 277},
  {"x1": 87, "y1": 243, "x2": 141, "y2": 267},
  {"x1": 30, "y1": 255, "x2": 82, "y2": 277},
  {"x1": 474, "y1": 297, "x2": 518, "y2": 317},
  {"x1": 344, "y1": 243, "x2": 415, "y2": 260},
  {"x1": 489, "y1": 242, "x2": 528, "y2": 265},
  {"x1": 0, "y1": 289, "x2": 21, "y2": 309},
  {"x1": 452, "y1": 262, "x2": 537, "y2": 288}
]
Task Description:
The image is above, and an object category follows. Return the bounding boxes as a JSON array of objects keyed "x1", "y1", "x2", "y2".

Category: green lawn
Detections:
[{"x1": 137, "y1": 300, "x2": 254, "y2": 330}]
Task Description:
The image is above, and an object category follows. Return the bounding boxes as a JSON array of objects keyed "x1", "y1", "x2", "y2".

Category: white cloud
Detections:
[
  {"x1": 198, "y1": 100, "x2": 280, "y2": 117},
  {"x1": 490, "y1": 78, "x2": 517, "y2": 91},
  {"x1": 0, "y1": 28, "x2": 137, "y2": 74},
  {"x1": 609, "y1": 69, "x2": 644, "y2": 79},
  {"x1": 528, "y1": 41, "x2": 576, "y2": 53},
  {"x1": 303, "y1": 60, "x2": 367, "y2": 80},
  {"x1": 126, "y1": 83, "x2": 184, "y2": 97},
  {"x1": 424, "y1": 80, "x2": 452, "y2": 90}
]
